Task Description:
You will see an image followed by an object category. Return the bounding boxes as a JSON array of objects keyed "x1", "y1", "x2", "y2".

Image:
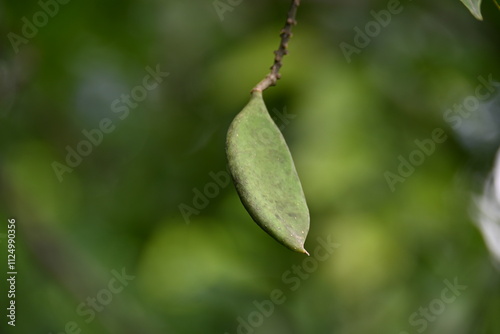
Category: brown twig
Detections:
[{"x1": 252, "y1": 0, "x2": 300, "y2": 93}]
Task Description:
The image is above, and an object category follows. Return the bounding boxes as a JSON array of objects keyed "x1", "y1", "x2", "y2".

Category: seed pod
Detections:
[{"x1": 226, "y1": 91, "x2": 310, "y2": 254}]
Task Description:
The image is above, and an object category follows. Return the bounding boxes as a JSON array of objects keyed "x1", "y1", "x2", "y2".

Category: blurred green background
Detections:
[{"x1": 1, "y1": 0, "x2": 500, "y2": 333}]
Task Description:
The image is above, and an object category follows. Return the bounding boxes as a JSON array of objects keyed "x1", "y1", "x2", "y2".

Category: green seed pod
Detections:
[{"x1": 226, "y1": 91, "x2": 310, "y2": 254}]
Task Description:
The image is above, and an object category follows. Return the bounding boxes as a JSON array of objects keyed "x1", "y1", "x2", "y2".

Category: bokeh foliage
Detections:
[{"x1": 1, "y1": 0, "x2": 500, "y2": 333}]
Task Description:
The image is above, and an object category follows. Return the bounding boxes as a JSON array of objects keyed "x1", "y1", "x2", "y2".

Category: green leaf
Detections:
[
  {"x1": 226, "y1": 91, "x2": 310, "y2": 254},
  {"x1": 460, "y1": 0, "x2": 483, "y2": 20}
]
